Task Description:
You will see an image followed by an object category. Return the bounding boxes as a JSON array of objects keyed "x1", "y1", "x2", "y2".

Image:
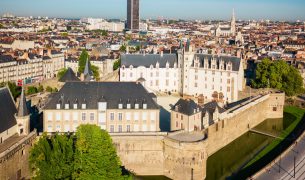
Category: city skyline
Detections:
[{"x1": 1, "y1": 0, "x2": 305, "y2": 21}]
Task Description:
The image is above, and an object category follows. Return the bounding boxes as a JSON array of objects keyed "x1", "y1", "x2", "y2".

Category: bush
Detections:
[
  {"x1": 46, "y1": 86, "x2": 53, "y2": 93},
  {"x1": 27, "y1": 86, "x2": 38, "y2": 95}
]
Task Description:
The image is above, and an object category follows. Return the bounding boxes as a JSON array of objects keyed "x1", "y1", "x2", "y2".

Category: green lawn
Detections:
[{"x1": 244, "y1": 106, "x2": 305, "y2": 168}]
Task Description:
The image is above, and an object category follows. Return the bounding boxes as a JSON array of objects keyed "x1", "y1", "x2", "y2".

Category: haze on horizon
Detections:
[{"x1": 1, "y1": 0, "x2": 305, "y2": 21}]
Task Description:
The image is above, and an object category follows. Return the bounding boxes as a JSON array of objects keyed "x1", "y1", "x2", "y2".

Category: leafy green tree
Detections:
[
  {"x1": 136, "y1": 45, "x2": 140, "y2": 51},
  {"x1": 27, "y1": 86, "x2": 38, "y2": 95},
  {"x1": 38, "y1": 85, "x2": 44, "y2": 93},
  {"x1": 73, "y1": 125, "x2": 123, "y2": 180},
  {"x1": 57, "y1": 68, "x2": 68, "y2": 80},
  {"x1": 78, "y1": 49, "x2": 89, "y2": 74},
  {"x1": 119, "y1": 45, "x2": 126, "y2": 52},
  {"x1": 78, "y1": 50, "x2": 99, "y2": 80},
  {"x1": 53, "y1": 88, "x2": 59, "y2": 93},
  {"x1": 0, "y1": 23, "x2": 4, "y2": 29},
  {"x1": 91, "y1": 65, "x2": 100, "y2": 81},
  {"x1": 46, "y1": 86, "x2": 53, "y2": 93},
  {"x1": 101, "y1": 30, "x2": 108, "y2": 36},
  {"x1": 113, "y1": 59, "x2": 121, "y2": 71},
  {"x1": 29, "y1": 134, "x2": 74, "y2": 180},
  {"x1": 252, "y1": 58, "x2": 304, "y2": 96},
  {"x1": 0, "y1": 82, "x2": 22, "y2": 100}
]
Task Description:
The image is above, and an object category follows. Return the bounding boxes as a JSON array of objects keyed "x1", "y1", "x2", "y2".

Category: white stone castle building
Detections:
[{"x1": 120, "y1": 44, "x2": 244, "y2": 103}]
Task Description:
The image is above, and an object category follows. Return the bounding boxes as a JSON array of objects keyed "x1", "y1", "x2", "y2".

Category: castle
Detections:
[{"x1": 120, "y1": 43, "x2": 244, "y2": 103}]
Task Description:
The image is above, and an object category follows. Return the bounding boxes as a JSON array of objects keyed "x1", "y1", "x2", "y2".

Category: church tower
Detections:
[
  {"x1": 231, "y1": 9, "x2": 236, "y2": 36},
  {"x1": 15, "y1": 86, "x2": 30, "y2": 135}
]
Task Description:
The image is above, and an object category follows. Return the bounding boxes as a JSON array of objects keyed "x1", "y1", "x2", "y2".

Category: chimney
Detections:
[{"x1": 197, "y1": 94, "x2": 205, "y2": 107}]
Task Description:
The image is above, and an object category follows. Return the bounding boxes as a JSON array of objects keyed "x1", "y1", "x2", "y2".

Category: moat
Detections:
[{"x1": 206, "y1": 112, "x2": 295, "y2": 180}]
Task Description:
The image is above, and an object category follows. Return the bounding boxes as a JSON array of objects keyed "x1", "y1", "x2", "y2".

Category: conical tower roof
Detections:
[
  {"x1": 59, "y1": 68, "x2": 80, "y2": 82},
  {"x1": 84, "y1": 57, "x2": 93, "y2": 76},
  {"x1": 17, "y1": 87, "x2": 29, "y2": 117}
]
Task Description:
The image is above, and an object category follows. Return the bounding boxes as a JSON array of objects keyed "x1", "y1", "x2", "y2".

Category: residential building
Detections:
[{"x1": 43, "y1": 82, "x2": 160, "y2": 133}]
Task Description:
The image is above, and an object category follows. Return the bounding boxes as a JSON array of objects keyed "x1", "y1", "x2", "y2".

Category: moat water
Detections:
[{"x1": 206, "y1": 112, "x2": 295, "y2": 180}]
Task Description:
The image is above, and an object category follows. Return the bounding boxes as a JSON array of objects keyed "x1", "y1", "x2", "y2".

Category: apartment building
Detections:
[
  {"x1": 0, "y1": 51, "x2": 64, "y2": 83},
  {"x1": 43, "y1": 82, "x2": 160, "y2": 133}
]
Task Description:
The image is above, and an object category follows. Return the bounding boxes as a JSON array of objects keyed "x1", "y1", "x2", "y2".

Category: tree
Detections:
[
  {"x1": 101, "y1": 30, "x2": 108, "y2": 36},
  {"x1": 78, "y1": 50, "x2": 89, "y2": 74},
  {"x1": 73, "y1": 125, "x2": 123, "y2": 180},
  {"x1": 38, "y1": 85, "x2": 44, "y2": 93},
  {"x1": 0, "y1": 82, "x2": 22, "y2": 100},
  {"x1": 91, "y1": 65, "x2": 100, "y2": 81},
  {"x1": 78, "y1": 50, "x2": 99, "y2": 80},
  {"x1": 30, "y1": 125, "x2": 129, "y2": 180},
  {"x1": 57, "y1": 68, "x2": 68, "y2": 80},
  {"x1": 46, "y1": 86, "x2": 53, "y2": 93},
  {"x1": 251, "y1": 58, "x2": 304, "y2": 96},
  {"x1": 119, "y1": 45, "x2": 126, "y2": 52},
  {"x1": 27, "y1": 86, "x2": 38, "y2": 95},
  {"x1": 29, "y1": 133, "x2": 74, "y2": 180},
  {"x1": 113, "y1": 59, "x2": 121, "y2": 71}
]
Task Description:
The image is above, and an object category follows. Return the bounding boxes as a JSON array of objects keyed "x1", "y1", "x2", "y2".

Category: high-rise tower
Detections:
[
  {"x1": 231, "y1": 9, "x2": 236, "y2": 36},
  {"x1": 127, "y1": 0, "x2": 140, "y2": 31}
]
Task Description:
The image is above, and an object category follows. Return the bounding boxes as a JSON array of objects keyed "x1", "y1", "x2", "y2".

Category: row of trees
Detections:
[
  {"x1": 251, "y1": 58, "x2": 304, "y2": 96},
  {"x1": 30, "y1": 125, "x2": 130, "y2": 180}
]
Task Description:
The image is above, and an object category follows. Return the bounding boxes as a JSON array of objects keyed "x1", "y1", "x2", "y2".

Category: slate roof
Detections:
[
  {"x1": 17, "y1": 88, "x2": 30, "y2": 117},
  {"x1": 121, "y1": 54, "x2": 178, "y2": 68},
  {"x1": 0, "y1": 87, "x2": 17, "y2": 133},
  {"x1": 194, "y1": 54, "x2": 241, "y2": 72},
  {"x1": 59, "y1": 68, "x2": 80, "y2": 82},
  {"x1": 44, "y1": 82, "x2": 159, "y2": 110},
  {"x1": 172, "y1": 99, "x2": 201, "y2": 116},
  {"x1": 202, "y1": 101, "x2": 226, "y2": 115}
]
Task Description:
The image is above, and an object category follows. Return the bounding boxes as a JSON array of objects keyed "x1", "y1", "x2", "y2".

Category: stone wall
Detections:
[
  {"x1": 111, "y1": 93, "x2": 285, "y2": 180},
  {"x1": 206, "y1": 93, "x2": 284, "y2": 156},
  {"x1": 0, "y1": 130, "x2": 37, "y2": 180}
]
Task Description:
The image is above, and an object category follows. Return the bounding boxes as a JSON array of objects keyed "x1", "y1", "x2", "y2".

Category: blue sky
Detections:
[{"x1": 0, "y1": 0, "x2": 305, "y2": 20}]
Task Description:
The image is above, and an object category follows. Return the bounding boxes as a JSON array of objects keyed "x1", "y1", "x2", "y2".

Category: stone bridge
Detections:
[{"x1": 110, "y1": 92, "x2": 285, "y2": 180}]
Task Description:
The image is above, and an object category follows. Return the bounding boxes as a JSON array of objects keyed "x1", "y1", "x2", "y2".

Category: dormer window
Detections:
[
  {"x1": 56, "y1": 104, "x2": 61, "y2": 109},
  {"x1": 166, "y1": 62, "x2": 169, "y2": 69},
  {"x1": 82, "y1": 104, "x2": 86, "y2": 109},
  {"x1": 127, "y1": 104, "x2": 131, "y2": 109},
  {"x1": 143, "y1": 103, "x2": 147, "y2": 109},
  {"x1": 65, "y1": 104, "x2": 69, "y2": 109},
  {"x1": 118, "y1": 103, "x2": 123, "y2": 109},
  {"x1": 156, "y1": 62, "x2": 159, "y2": 69},
  {"x1": 73, "y1": 104, "x2": 78, "y2": 109},
  {"x1": 135, "y1": 103, "x2": 139, "y2": 109}
]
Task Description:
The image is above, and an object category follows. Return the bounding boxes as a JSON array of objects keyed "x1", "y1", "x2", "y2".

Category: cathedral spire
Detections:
[{"x1": 231, "y1": 8, "x2": 236, "y2": 36}]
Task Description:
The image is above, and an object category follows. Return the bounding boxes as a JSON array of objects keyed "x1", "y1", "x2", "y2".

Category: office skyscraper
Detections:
[{"x1": 127, "y1": 0, "x2": 139, "y2": 31}]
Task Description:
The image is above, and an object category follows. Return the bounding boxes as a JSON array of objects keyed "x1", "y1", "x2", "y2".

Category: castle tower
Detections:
[
  {"x1": 231, "y1": 9, "x2": 236, "y2": 36},
  {"x1": 15, "y1": 86, "x2": 30, "y2": 135}
]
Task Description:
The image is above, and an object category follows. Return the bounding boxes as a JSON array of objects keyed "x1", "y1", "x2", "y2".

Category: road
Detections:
[{"x1": 256, "y1": 135, "x2": 305, "y2": 180}]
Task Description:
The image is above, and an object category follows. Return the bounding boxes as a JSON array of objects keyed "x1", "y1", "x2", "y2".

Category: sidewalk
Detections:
[{"x1": 256, "y1": 135, "x2": 305, "y2": 180}]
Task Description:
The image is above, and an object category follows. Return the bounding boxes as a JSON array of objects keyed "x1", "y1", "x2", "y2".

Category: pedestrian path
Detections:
[{"x1": 256, "y1": 135, "x2": 305, "y2": 180}]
